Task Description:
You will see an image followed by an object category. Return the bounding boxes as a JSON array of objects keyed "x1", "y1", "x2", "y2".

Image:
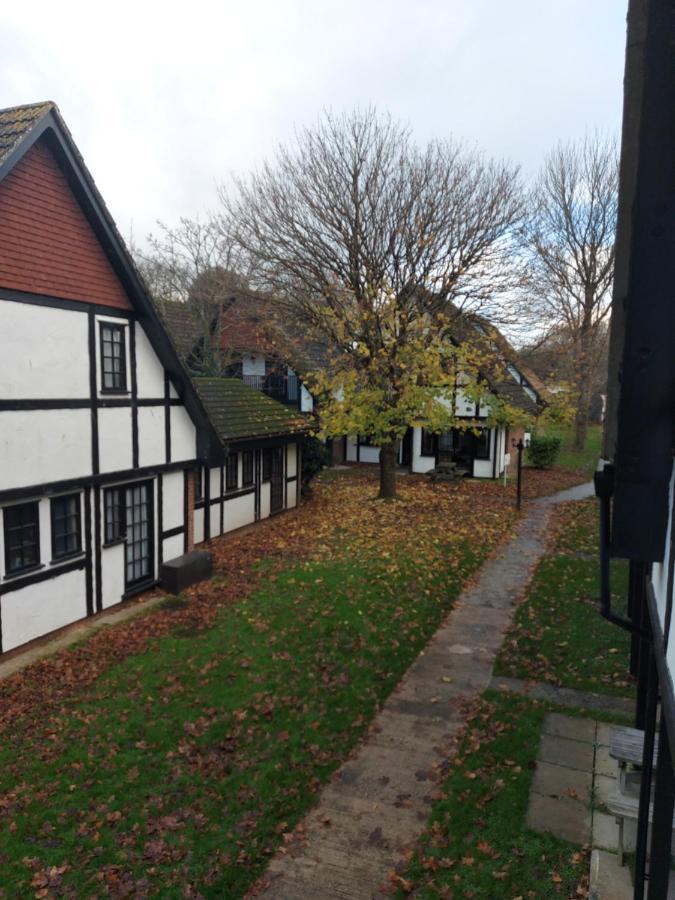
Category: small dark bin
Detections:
[{"x1": 160, "y1": 550, "x2": 213, "y2": 594}]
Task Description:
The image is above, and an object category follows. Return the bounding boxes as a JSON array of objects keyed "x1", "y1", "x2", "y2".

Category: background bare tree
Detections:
[
  {"x1": 521, "y1": 134, "x2": 618, "y2": 449},
  {"x1": 222, "y1": 108, "x2": 525, "y2": 498},
  {"x1": 132, "y1": 217, "x2": 254, "y2": 375}
]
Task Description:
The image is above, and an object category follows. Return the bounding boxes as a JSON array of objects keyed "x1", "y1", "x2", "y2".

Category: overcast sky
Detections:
[{"x1": 3, "y1": 0, "x2": 627, "y2": 246}]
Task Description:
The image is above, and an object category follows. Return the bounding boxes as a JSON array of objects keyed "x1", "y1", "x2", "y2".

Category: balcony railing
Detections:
[{"x1": 241, "y1": 373, "x2": 300, "y2": 405}]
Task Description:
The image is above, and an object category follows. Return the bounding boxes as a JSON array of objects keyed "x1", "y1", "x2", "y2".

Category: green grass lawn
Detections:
[
  {"x1": 393, "y1": 690, "x2": 591, "y2": 899},
  {"x1": 551, "y1": 423, "x2": 602, "y2": 477},
  {"x1": 494, "y1": 499, "x2": 633, "y2": 698},
  {"x1": 0, "y1": 475, "x2": 515, "y2": 898}
]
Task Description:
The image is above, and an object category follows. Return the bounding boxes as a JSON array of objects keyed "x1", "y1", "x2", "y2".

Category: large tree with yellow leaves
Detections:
[{"x1": 223, "y1": 108, "x2": 525, "y2": 497}]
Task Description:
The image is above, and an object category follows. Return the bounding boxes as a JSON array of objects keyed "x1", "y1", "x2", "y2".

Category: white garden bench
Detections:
[{"x1": 607, "y1": 726, "x2": 663, "y2": 866}]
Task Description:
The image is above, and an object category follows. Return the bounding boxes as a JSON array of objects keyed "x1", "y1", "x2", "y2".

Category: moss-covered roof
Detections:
[
  {"x1": 0, "y1": 101, "x2": 54, "y2": 167},
  {"x1": 194, "y1": 377, "x2": 309, "y2": 443}
]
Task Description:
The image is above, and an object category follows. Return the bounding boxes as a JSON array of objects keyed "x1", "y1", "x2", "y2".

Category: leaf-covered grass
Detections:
[
  {"x1": 392, "y1": 690, "x2": 590, "y2": 899},
  {"x1": 495, "y1": 498, "x2": 633, "y2": 698},
  {"x1": 0, "y1": 472, "x2": 517, "y2": 898}
]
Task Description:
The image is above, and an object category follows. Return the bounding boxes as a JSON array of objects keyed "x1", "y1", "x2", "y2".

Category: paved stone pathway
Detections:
[
  {"x1": 254, "y1": 484, "x2": 594, "y2": 899},
  {"x1": 490, "y1": 674, "x2": 634, "y2": 718}
]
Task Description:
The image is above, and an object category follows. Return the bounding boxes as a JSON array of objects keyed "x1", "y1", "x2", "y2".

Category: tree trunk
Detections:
[
  {"x1": 379, "y1": 443, "x2": 397, "y2": 499},
  {"x1": 573, "y1": 320, "x2": 594, "y2": 450},
  {"x1": 574, "y1": 399, "x2": 589, "y2": 451}
]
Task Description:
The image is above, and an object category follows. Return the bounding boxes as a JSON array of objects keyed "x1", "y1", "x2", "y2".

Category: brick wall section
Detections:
[
  {"x1": 0, "y1": 138, "x2": 132, "y2": 310},
  {"x1": 186, "y1": 470, "x2": 195, "y2": 551}
]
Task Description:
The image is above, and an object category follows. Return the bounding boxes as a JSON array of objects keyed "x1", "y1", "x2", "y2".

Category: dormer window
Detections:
[{"x1": 100, "y1": 323, "x2": 127, "y2": 392}]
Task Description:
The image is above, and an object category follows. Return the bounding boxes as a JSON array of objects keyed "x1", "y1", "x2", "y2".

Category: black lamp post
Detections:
[{"x1": 512, "y1": 438, "x2": 524, "y2": 509}]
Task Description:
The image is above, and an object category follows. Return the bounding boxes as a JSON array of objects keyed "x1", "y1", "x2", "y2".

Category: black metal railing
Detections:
[{"x1": 240, "y1": 373, "x2": 300, "y2": 405}]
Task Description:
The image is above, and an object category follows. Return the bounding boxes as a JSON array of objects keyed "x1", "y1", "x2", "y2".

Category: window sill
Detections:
[
  {"x1": 122, "y1": 577, "x2": 156, "y2": 600},
  {"x1": 102, "y1": 537, "x2": 126, "y2": 549},
  {"x1": 100, "y1": 388, "x2": 130, "y2": 396},
  {"x1": 4, "y1": 563, "x2": 44, "y2": 581},
  {"x1": 51, "y1": 551, "x2": 85, "y2": 566}
]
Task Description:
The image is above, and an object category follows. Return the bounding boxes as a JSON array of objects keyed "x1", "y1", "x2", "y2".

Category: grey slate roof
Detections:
[
  {"x1": 490, "y1": 380, "x2": 539, "y2": 416},
  {"x1": 0, "y1": 101, "x2": 54, "y2": 167},
  {"x1": 194, "y1": 377, "x2": 309, "y2": 443}
]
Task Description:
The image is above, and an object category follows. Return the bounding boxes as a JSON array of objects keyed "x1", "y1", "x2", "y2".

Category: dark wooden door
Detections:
[
  {"x1": 270, "y1": 447, "x2": 284, "y2": 513},
  {"x1": 401, "y1": 429, "x2": 413, "y2": 467}
]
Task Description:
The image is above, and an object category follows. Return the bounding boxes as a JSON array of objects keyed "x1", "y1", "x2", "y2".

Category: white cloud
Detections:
[{"x1": 2, "y1": 0, "x2": 626, "y2": 244}]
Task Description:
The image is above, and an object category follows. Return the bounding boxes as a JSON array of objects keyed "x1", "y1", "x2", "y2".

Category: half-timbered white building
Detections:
[
  {"x1": 0, "y1": 101, "x2": 227, "y2": 653},
  {"x1": 191, "y1": 378, "x2": 307, "y2": 543},
  {"x1": 343, "y1": 364, "x2": 541, "y2": 478}
]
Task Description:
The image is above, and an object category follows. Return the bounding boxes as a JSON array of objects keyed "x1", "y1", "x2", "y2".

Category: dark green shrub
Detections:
[
  {"x1": 300, "y1": 435, "x2": 332, "y2": 487},
  {"x1": 527, "y1": 434, "x2": 562, "y2": 469}
]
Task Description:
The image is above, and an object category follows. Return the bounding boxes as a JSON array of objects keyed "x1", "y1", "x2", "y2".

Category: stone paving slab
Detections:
[
  {"x1": 253, "y1": 492, "x2": 577, "y2": 899},
  {"x1": 530, "y1": 760, "x2": 592, "y2": 804},
  {"x1": 589, "y1": 848, "x2": 633, "y2": 900},
  {"x1": 543, "y1": 711, "x2": 598, "y2": 744},
  {"x1": 527, "y1": 792, "x2": 592, "y2": 843},
  {"x1": 538, "y1": 732, "x2": 595, "y2": 772}
]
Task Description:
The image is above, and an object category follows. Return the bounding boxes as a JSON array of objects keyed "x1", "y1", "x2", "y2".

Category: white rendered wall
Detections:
[
  {"x1": 0, "y1": 409, "x2": 92, "y2": 490},
  {"x1": 223, "y1": 493, "x2": 256, "y2": 533},
  {"x1": 209, "y1": 466, "x2": 221, "y2": 497},
  {"x1": 163, "y1": 533, "x2": 184, "y2": 562},
  {"x1": 135, "y1": 324, "x2": 166, "y2": 398},
  {"x1": 242, "y1": 355, "x2": 266, "y2": 376},
  {"x1": 287, "y1": 444, "x2": 297, "y2": 478},
  {"x1": 412, "y1": 428, "x2": 436, "y2": 474},
  {"x1": 345, "y1": 438, "x2": 380, "y2": 464},
  {"x1": 171, "y1": 406, "x2": 197, "y2": 462},
  {"x1": 101, "y1": 542, "x2": 126, "y2": 610},
  {"x1": 194, "y1": 507, "x2": 205, "y2": 544},
  {"x1": 138, "y1": 406, "x2": 165, "y2": 468},
  {"x1": 359, "y1": 445, "x2": 380, "y2": 465},
  {"x1": 98, "y1": 408, "x2": 133, "y2": 474},
  {"x1": 1, "y1": 568, "x2": 87, "y2": 651},
  {"x1": 260, "y1": 482, "x2": 271, "y2": 519},
  {"x1": 162, "y1": 471, "x2": 184, "y2": 531},
  {"x1": 286, "y1": 479, "x2": 298, "y2": 509},
  {"x1": 0, "y1": 302, "x2": 89, "y2": 399},
  {"x1": 300, "y1": 385, "x2": 314, "y2": 412}
]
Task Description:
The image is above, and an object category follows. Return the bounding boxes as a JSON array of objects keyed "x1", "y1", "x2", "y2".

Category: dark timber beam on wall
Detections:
[
  {"x1": 183, "y1": 470, "x2": 189, "y2": 554},
  {"x1": 0, "y1": 459, "x2": 201, "y2": 505},
  {"x1": 0, "y1": 286, "x2": 133, "y2": 319},
  {"x1": 612, "y1": 0, "x2": 675, "y2": 562},
  {"x1": 0, "y1": 397, "x2": 182, "y2": 411},
  {"x1": 203, "y1": 466, "x2": 211, "y2": 541},
  {"x1": 130, "y1": 323, "x2": 139, "y2": 469},
  {"x1": 220, "y1": 466, "x2": 225, "y2": 535},
  {"x1": 88, "y1": 309, "x2": 99, "y2": 477},
  {"x1": 93, "y1": 485, "x2": 102, "y2": 613},
  {"x1": 84, "y1": 487, "x2": 93, "y2": 616},
  {"x1": 164, "y1": 372, "x2": 171, "y2": 464},
  {"x1": 157, "y1": 474, "x2": 163, "y2": 568}
]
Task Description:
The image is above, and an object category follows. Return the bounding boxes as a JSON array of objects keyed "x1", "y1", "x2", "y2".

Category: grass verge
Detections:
[
  {"x1": 495, "y1": 499, "x2": 633, "y2": 698},
  {"x1": 392, "y1": 690, "x2": 590, "y2": 899}
]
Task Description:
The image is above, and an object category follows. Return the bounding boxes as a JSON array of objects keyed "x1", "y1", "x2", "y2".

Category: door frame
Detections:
[
  {"x1": 123, "y1": 479, "x2": 155, "y2": 589},
  {"x1": 269, "y1": 446, "x2": 285, "y2": 515}
]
